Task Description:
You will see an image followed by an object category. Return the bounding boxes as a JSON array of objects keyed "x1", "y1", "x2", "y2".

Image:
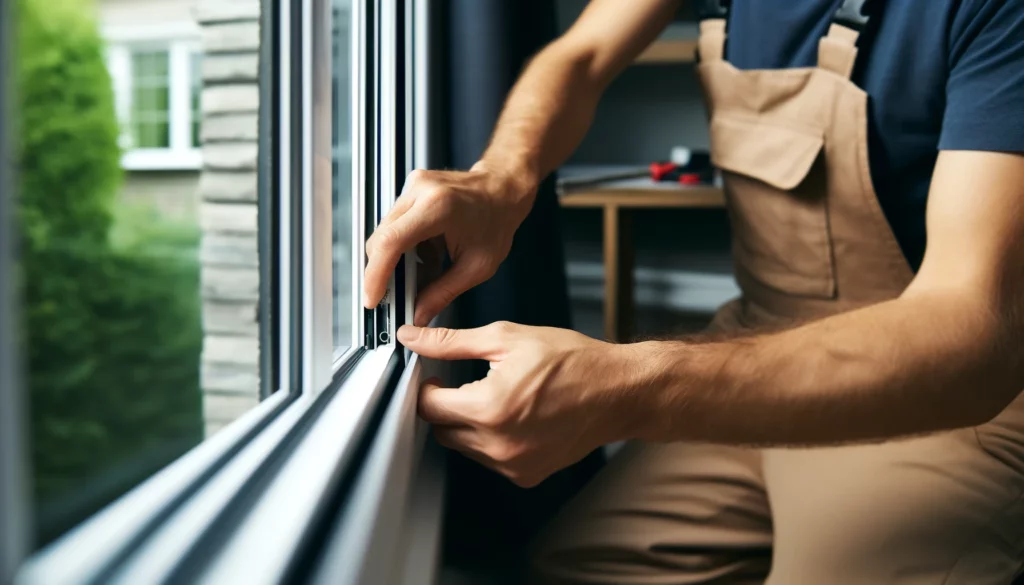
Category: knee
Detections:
[
  {"x1": 526, "y1": 521, "x2": 626, "y2": 585},
  {"x1": 525, "y1": 524, "x2": 581, "y2": 585},
  {"x1": 528, "y1": 527, "x2": 772, "y2": 585}
]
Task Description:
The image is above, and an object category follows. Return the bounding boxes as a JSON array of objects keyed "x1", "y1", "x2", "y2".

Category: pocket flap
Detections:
[{"x1": 710, "y1": 116, "x2": 824, "y2": 191}]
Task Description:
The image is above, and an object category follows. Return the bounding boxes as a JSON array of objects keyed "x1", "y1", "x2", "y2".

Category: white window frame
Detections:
[{"x1": 104, "y1": 23, "x2": 202, "y2": 171}]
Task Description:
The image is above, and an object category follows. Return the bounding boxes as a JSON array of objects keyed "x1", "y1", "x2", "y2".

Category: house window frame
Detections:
[{"x1": 104, "y1": 22, "x2": 203, "y2": 171}]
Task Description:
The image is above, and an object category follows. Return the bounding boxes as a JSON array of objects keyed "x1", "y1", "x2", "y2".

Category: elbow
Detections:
[
  {"x1": 988, "y1": 294, "x2": 1024, "y2": 414},
  {"x1": 903, "y1": 284, "x2": 1024, "y2": 430},
  {"x1": 541, "y1": 37, "x2": 616, "y2": 91},
  {"x1": 959, "y1": 317, "x2": 1024, "y2": 428}
]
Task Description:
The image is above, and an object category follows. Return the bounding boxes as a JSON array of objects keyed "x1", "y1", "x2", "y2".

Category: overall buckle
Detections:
[{"x1": 833, "y1": 0, "x2": 872, "y2": 31}]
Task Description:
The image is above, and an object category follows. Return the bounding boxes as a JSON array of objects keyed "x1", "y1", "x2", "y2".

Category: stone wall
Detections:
[{"x1": 195, "y1": 0, "x2": 262, "y2": 436}]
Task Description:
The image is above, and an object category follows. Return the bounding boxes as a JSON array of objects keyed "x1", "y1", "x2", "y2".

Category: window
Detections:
[
  {"x1": 129, "y1": 49, "x2": 170, "y2": 148},
  {"x1": 5, "y1": 0, "x2": 442, "y2": 583},
  {"x1": 106, "y1": 38, "x2": 202, "y2": 170}
]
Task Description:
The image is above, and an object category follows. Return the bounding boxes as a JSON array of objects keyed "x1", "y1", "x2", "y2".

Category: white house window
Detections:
[
  {"x1": 106, "y1": 35, "x2": 202, "y2": 171},
  {"x1": 129, "y1": 49, "x2": 171, "y2": 148}
]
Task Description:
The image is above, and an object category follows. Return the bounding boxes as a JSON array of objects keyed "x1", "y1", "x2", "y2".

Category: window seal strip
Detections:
[
  {"x1": 258, "y1": 0, "x2": 281, "y2": 400},
  {"x1": 307, "y1": 354, "x2": 427, "y2": 584}
]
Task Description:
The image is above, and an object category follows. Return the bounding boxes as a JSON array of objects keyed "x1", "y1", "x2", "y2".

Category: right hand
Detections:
[{"x1": 364, "y1": 163, "x2": 536, "y2": 326}]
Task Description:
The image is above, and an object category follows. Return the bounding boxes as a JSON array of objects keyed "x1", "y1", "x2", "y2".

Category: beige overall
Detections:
[{"x1": 532, "y1": 17, "x2": 1024, "y2": 585}]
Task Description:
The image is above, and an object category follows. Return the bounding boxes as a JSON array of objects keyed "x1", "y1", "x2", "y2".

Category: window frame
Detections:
[
  {"x1": 0, "y1": 0, "x2": 30, "y2": 578},
  {"x1": 104, "y1": 23, "x2": 203, "y2": 171},
  {"x1": 8, "y1": 0, "x2": 443, "y2": 582}
]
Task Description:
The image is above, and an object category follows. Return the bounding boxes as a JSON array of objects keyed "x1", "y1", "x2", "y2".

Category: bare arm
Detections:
[
  {"x1": 399, "y1": 151, "x2": 1024, "y2": 488},
  {"x1": 476, "y1": 0, "x2": 683, "y2": 189},
  {"x1": 631, "y1": 150, "x2": 1024, "y2": 445},
  {"x1": 364, "y1": 0, "x2": 681, "y2": 322}
]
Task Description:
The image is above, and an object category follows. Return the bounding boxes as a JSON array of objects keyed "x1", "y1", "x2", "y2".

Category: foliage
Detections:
[{"x1": 16, "y1": 0, "x2": 203, "y2": 537}]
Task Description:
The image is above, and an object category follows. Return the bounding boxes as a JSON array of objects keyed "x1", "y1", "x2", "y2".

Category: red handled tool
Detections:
[
  {"x1": 558, "y1": 157, "x2": 714, "y2": 192},
  {"x1": 648, "y1": 161, "x2": 712, "y2": 185}
]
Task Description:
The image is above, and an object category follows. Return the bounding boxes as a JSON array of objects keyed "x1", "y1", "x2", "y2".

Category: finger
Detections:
[
  {"x1": 443, "y1": 440, "x2": 502, "y2": 473},
  {"x1": 366, "y1": 192, "x2": 416, "y2": 258},
  {"x1": 431, "y1": 424, "x2": 486, "y2": 453},
  {"x1": 363, "y1": 207, "x2": 444, "y2": 308},
  {"x1": 431, "y1": 426, "x2": 505, "y2": 474},
  {"x1": 413, "y1": 257, "x2": 489, "y2": 326},
  {"x1": 418, "y1": 379, "x2": 488, "y2": 425},
  {"x1": 399, "y1": 324, "x2": 506, "y2": 361},
  {"x1": 368, "y1": 169, "x2": 430, "y2": 256}
]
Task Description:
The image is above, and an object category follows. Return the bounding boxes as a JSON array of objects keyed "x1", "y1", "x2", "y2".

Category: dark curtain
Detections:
[{"x1": 441, "y1": 0, "x2": 605, "y2": 578}]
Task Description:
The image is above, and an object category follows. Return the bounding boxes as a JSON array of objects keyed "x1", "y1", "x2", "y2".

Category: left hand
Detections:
[{"x1": 398, "y1": 321, "x2": 643, "y2": 487}]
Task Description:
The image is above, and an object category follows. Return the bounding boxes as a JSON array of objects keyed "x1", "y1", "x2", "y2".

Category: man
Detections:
[{"x1": 365, "y1": 0, "x2": 1024, "y2": 582}]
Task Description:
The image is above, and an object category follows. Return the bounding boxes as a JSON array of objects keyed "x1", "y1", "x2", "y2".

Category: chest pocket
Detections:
[{"x1": 710, "y1": 115, "x2": 836, "y2": 299}]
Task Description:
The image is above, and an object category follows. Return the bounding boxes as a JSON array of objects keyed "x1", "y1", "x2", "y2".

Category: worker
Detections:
[{"x1": 364, "y1": 0, "x2": 1024, "y2": 582}]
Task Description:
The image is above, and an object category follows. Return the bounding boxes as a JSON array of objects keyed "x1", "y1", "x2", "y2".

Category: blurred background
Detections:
[
  {"x1": 15, "y1": 0, "x2": 205, "y2": 546},
  {"x1": 10, "y1": 0, "x2": 273, "y2": 547}
]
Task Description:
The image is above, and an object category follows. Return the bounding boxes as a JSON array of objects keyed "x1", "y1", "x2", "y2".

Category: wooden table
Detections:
[{"x1": 559, "y1": 185, "x2": 725, "y2": 342}]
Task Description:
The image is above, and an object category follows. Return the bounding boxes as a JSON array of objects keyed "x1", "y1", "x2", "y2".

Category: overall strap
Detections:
[
  {"x1": 696, "y1": 0, "x2": 729, "y2": 62},
  {"x1": 818, "y1": 0, "x2": 876, "y2": 79}
]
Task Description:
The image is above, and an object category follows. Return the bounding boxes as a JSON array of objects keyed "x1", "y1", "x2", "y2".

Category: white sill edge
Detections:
[{"x1": 122, "y1": 149, "x2": 202, "y2": 172}]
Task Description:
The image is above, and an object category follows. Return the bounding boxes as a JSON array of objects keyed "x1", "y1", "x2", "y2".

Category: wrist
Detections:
[
  {"x1": 472, "y1": 154, "x2": 541, "y2": 206},
  {"x1": 619, "y1": 340, "x2": 700, "y2": 443},
  {"x1": 600, "y1": 340, "x2": 678, "y2": 443}
]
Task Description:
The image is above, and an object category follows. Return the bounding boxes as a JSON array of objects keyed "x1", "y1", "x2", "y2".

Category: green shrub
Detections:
[{"x1": 16, "y1": 0, "x2": 203, "y2": 539}]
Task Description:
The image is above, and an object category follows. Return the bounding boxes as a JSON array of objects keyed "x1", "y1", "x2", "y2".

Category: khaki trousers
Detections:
[{"x1": 531, "y1": 394, "x2": 1024, "y2": 584}]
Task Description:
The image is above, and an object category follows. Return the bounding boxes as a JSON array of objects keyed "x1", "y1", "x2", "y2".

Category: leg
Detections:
[
  {"x1": 603, "y1": 205, "x2": 634, "y2": 342},
  {"x1": 531, "y1": 441, "x2": 773, "y2": 585},
  {"x1": 764, "y1": 393, "x2": 1024, "y2": 585}
]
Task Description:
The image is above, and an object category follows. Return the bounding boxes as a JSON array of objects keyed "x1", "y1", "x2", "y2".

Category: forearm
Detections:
[
  {"x1": 628, "y1": 291, "x2": 1024, "y2": 446},
  {"x1": 474, "y1": 0, "x2": 680, "y2": 198},
  {"x1": 475, "y1": 43, "x2": 608, "y2": 195}
]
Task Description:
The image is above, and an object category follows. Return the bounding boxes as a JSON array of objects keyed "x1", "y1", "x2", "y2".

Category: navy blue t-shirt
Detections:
[{"x1": 725, "y1": 0, "x2": 1024, "y2": 271}]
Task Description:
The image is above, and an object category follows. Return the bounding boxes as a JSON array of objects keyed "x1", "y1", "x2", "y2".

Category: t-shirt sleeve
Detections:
[{"x1": 939, "y1": 0, "x2": 1024, "y2": 152}]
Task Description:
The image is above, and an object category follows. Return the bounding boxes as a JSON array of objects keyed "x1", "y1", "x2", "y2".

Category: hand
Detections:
[
  {"x1": 398, "y1": 321, "x2": 643, "y2": 487},
  {"x1": 364, "y1": 164, "x2": 536, "y2": 326}
]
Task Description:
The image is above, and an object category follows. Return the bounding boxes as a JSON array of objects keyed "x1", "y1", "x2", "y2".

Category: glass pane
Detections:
[
  {"x1": 332, "y1": 0, "x2": 353, "y2": 350},
  {"x1": 129, "y1": 49, "x2": 170, "y2": 148},
  {"x1": 17, "y1": 0, "x2": 268, "y2": 546},
  {"x1": 191, "y1": 51, "x2": 202, "y2": 147}
]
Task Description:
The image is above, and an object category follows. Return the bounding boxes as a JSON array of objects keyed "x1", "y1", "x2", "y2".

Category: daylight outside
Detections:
[{"x1": 16, "y1": 0, "x2": 265, "y2": 546}]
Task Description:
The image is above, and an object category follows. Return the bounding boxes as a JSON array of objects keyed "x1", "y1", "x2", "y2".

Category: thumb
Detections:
[{"x1": 398, "y1": 325, "x2": 505, "y2": 361}]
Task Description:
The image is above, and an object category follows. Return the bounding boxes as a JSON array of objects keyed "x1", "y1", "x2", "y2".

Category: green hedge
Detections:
[{"x1": 17, "y1": 0, "x2": 203, "y2": 539}]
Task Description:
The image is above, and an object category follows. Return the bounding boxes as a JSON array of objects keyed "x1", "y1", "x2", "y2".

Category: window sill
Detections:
[
  {"x1": 17, "y1": 345, "x2": 412, "y2": 584},
  {"x1": 122, "y1": 149, "x2": 202, "y2": 172}
]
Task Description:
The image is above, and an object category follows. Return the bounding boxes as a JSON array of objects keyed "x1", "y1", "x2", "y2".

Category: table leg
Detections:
[{"x1": 603, "y1": 205, "x2": 634, "y2": 342}]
